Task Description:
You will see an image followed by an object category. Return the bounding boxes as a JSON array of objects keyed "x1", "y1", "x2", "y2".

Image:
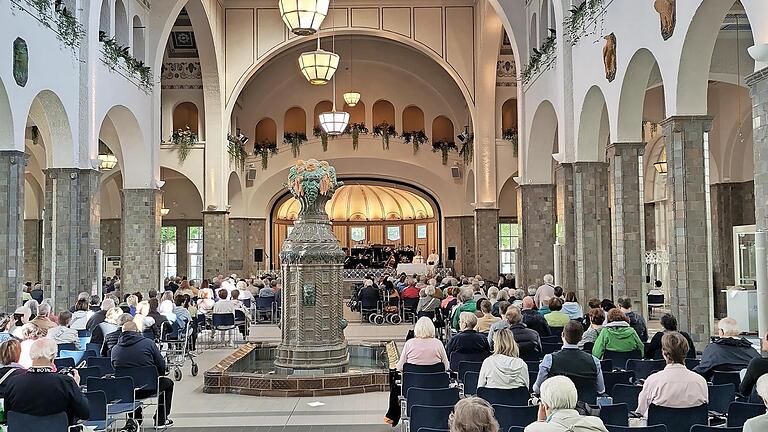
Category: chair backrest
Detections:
[
  {"x1": 87, "y1": 356, "x2": 115, "y2": 376},
  {"x1": 58, "y1": 349, "x2": 84, "y2": 364},
  {"x1": 507, "y1": 427, "x2": 526, "y2": 432},
  {"x1": 7, "y1": 411, "x2": 69, "y2": 432},
  {"x1": 712, "y1": 370, "x2": 742, "y2": 388},
  {"x1": 685, "y1": 358, "x2": 701, "y2": 371},
  {"x1": 726, "y1": 401, "x2": 767, "y2": 428},
  {"x1": 256, "y1": 297, "x2": 275, "y2": 310},
  {"x1": 647, "y1": 294, "x2": 664, "y2": 305},
  {"x1": 87, "y1": 376, "x2": 135, "y2": 404},
  {"x1": 542, "y1": 342, "x2": 563, "y2": 355},
  {"x1": 606, "y1": 426, "x2": 666, "y2": 432},
  {"x1": 450, "y1": 352, "x2": 488, "y2": 373},
  {"x1": 600, "y1": 359, "x2": 613, "y2": 372},
  {"x1": 528, "y1": 370, "x2": 538, "y2": 391},
  {"x1": 86, "y1": 342, "x2": 102, "y2": 354},
  {"x1": 85, "y1": 390, "x2": 108, "y2": 421},
  {"x1": 115, "y1": 365, "x2": 159, "y2": 394},
  {"x1": 550, "y1": 326, "x2": 564, "y2": 338},
  {"x1": 457, "y1": 361, "x2": 484, "y2": 382},
  {"x1": 402, "y1": 371, "x2": 450, "y2": 397},
  {"x1": 56, "y1": 343, "x2": 76, "y2": 354},
  {"x1": 612, "y1": 384, "x2": 642, "y2": 412},
  {"x1": 598, "y1": 403, "x2": 629, "y2": 427},
  {"x1": 235, "y1": 309, "x2": 247, "y2": 321},
  {"x1": 582, "y1": 342, "x2": 595, "y2": 354},
  {"x1": 525, "y1": 360, "x2": 540, "y2": 373},
  {"x1": 406, "y1": 387, "x2": 459, "y2": 418},
  {"x1": 463, "y1": 371, "x2": 480, "y2": 395},
  {"x1": 647, "y1": 404, "x2": 708, "y2": 432},
  {"x1": 541, "y1": 335, "x2": 561, "y2": 344},
  {"x1": 492, "y1": 404, "x2": 538, "y2": 429},
  {"x1": 409, "y1": 405, "x2": 454, "y2": 432},
  {"x1": 77, "y1": 366, "x2": 102, "y2": 383},
  {"x1": 626, "y1": 359, "x2": 665, "y2": 381},
  {"x1": 707, "y1": 383, "x2": 736, "y2": 414},
  {"x1": 602, "y1": 371, "x2": 636, "y2": 396},
  {"x1": 403, "y1": 363, "x2": 446, "y2": 374},
  {"x1": 477, "y1": 386, "x2": 530, "y2": 406},
  {"x1": 690, "y1": 426, "x2": 742, "y2": 432},
  {"x1": 212, "y1": 313, "x2": 235, "y2": 326},
  {"x1": 53, "y1": 357, "x2": 75, "y2": 370},
  {"x1": 242, "y1": 298, "x2": 252, "y2": 309},
  {"x1": 603, "y1": 349, "x2": 642, "y2": 369}
]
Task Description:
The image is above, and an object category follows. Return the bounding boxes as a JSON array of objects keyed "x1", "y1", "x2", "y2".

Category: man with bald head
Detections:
[
  {"x1": 694, "y1": 317, "x2": 759, "y2": 379},
  {"x1": 521, "y1": 296, "x2": 550, "y2": 337}
]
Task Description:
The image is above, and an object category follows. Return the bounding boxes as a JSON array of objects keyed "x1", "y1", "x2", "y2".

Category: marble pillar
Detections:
[
  {"x1": 607, "y1": 142, "x2": 646, "y2": 306},
  {"x1": 663, "y1": 116, "x2": 714, "y2": 346},
  {"x1": 555, "y1": 163, "x2": 576, "y2": 292},
  {"x1": 747, "y1": 68, "x2": 768, "y2": 234},
  {"x1": 475, "y1": 208, "x2": 500, "y2": 281},
  {"x1": 444, "y1": 216, "x2": 475, "y2": 276},
  {"x1": 120, "y1": 189, "x2": 161, "y2": 293},
  {"x1": 0, "y1": 151, "x2": 26, "y2": 310},
  {"x1": 203, "y1": 211, "x2": 229, "y2": 279},
  {"x1": 42, "y1": 168, "x2": 100, "y2": 312},
  {"x1": 517, "y1": 184, "x2": 556, "y2": 289}
]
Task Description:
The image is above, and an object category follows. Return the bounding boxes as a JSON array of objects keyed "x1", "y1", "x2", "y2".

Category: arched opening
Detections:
[
  {"x1": 498, "y1": 176, "x2": 519, "y2": 275},
  {"x1": 99, "y1": 0, "x2": 111, "y2": 36},
  {"x1": 616, "y1": 49, "x2": 663, "y2": 142},
  {"x1": 228, "y1": 172, "x2": 244, "y2": 217},
  {"x1": 372, "y1": 100, "x2": 396, "y2": 127},
  {"x1": 25, "y1": 90, "x2": 74, "y2": 168},
  {"x1": 539, "y1": 0, "x2": 550, "y2": 43},
  {"x1": 0, "y1": 78, "x2": 13, "y2": 150},
  {"x1": 132, "y1": 15, "x2": 145, "y2": 62},
  {"x1": 173, "y1": 102, "x2": 199, "y2": 134},
  {"x1": 284, "y1": 107, "x2": 307, "y2": 134},
  {"x1": 344, "y1": 100, "x2": 365, "y2": 125},
  {"x1": 255, "y1": 118, "x2": 277, "y2": 146},
  {"x1": 501, "y1": 98, "x2": 518, "y2": 132},
  {"x1": 526, "y1": 100, "x2": 558, "y2": 183},
  {"x1": 576, "y1": 85, "x2": 610, "y2": 161},
  {"x1": 114, "y1": 0, "x2": 128, "y2": 46},
  {"x1": 313, "y1": 101, "x2": 333, "y2": 128},
  {"x1": 529, "y1": 13, "x2": 538, "y2": 52},
  {"x1": 432, "y1": 116, "x2": 454, "y2": 143},
  {"x1": 402, "y1": 106, "x2": 425, "y2": 133}
]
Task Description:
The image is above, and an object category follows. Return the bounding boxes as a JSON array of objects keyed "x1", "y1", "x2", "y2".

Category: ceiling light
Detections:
[
  {"x1": 279, "y1": 0, "x2": 330, "y2": 36},
  {"x1": 160, "y1": 207, "x2": 170, "y2": 217},
  {"x1": 343, "y1": 92, "x2": 361, "y2": 107},
  {"x1": 98, "y1": 153, "x2": 118, "y2": 171},
  {"x1": 319, "y1": 109, "x2": 349, "y2": 136},
  {"x1": 654, "y1": 161, "x2": 668, "y2": 174},
  {"x1": 298, "y1": 40, "x2": 339, "y2": 85}
]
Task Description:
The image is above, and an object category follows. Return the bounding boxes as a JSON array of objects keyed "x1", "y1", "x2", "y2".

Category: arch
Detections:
[
  {"x1": 228, "y1": 172, "x2": 244, "y2": 217},
  {"x1": 529, "y1": 13, "x2": 538, "y2": 52},
  {"x1": 172, "y1": 102, "x2": 199, "y2": 134},
  {"x1": 465, "y1": 170, "x2": 475, "y2": 206},
  {"x1": 24, "y1": 174, "x2": 44, "y2": 220},
  {"x1": 160, "y1": 166, "x2": 204, "y2": 219},
  {"x1": 402, "y1": 105, "x2": 425, "y2": 133},
  {"x1": 539, "y1": 0, "x2": 550, "y2": 43},
  {"x1": 577, "y1": 85, "x2": 610, "y2": 161},
  {"x1": 313, "y1": 100, "x2": 333, "y2": 128},
  {"x1": 526, "y1": 100, "x2": 558, "y2": 184},
  {"x1": 132, "y1": 15, "x2": 145, "y2": 62},
  {"x1": 100, "y1": 171, "x2": 123, "y2": 219},
  {"x1": 0, "y1": 78, "x2": 12, "y2": 149},
  {"x1": 25, "y1": 90, "x2": 74, "y2": 168},
  {"x1": 344, "y1": 100, "x2": 365, "y2": 125},
  {"x1": 372, "y1": 100, "x2": 396, "y2": 127},
  {"x1": 99, "y1": 0, "x2": 111, "y2": 36},
  {"x1": 255, "y1": 117, "x2": 277, "y2": 145},
  {"x1": 501, "y1": 98, "x2": 517, "y2": 131},
  {"x1": 432, "y1": 116, "x2": 454, "y2": 143},
  {"x1": 284, "y1": 107, "x2": 307, "y2": 134},
  {"x1": 616, "y1": 49, "x2": 663, "y2": 142},
  {"x1": 498, "y1": 176, "x2": 518, "y2": 218},
  {"x1": 114, "y1": 0, "x2": 128, "y2": 46},
  {"x1": 99, "y1": 105, "x2": 150, "y2": 188}
]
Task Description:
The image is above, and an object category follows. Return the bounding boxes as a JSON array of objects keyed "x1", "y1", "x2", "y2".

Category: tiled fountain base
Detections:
[{"x1": 204, "y1": 342, "x2": 390, "y2": 397}]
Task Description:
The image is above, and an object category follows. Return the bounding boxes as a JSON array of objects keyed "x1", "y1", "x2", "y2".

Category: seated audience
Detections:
[
  {"x1": 146, "y1": 298, "x2": 169, "y2": 337},
  {"x1": 617, "y1": 297, "x2": 648, "y2": 342},
  {"x1": 258, "y1": 283, "x2": 275, "y2": 298},
  {"x1": 172, "y1": 295, "x2": 193, "y2": 329},
  {"x1": 578, "y1": 308, "x2": 604, "y2": 348},
  {"x1": 487, "y1": 301, "x2": 513, "y2": 343},
  {"x1": 197, "y1": 289, "x2": 215, "y2": 315},
  {"x1": 522, "y1": 296, "x2": 551, "y2": 337},
  {"x1": 69, "y1": 298, "x2": 92, "y2": 330},
  {"x1": 475, "y1": 299, "x2": 500, "y2": 332},
  {"x1": 637, "y1": 331, "x2": 708, "y2": 417},
  {"x1": 19, "y1": 323, "x2": 44, "y2": 368},
  {"x1": 561, "y1": 291, "x2": 583, "y2": 320},
  {"x1": 0, "y1": 339, "x2": 24, "y2": 397},
  {"x1": 694, "y1": 317, "x2": 760, "y2": 380},
  {"x1": 600, "y1": 299, "x2": 615, "y2": 312},
  {"x1": 111, "y1": 321, "x2": 174, "y2": 426},
  {"x1": 47, "y1": 310, "x2": 80, "y2": 349},
  {"x1": 489, "y1": 306, "x2": 541, "y2": 359},
  {"x1": 0, "y1": 314, "x2": 14, "y2": 344},
  {"x1": 101, "y1": 313, "x2": 134, "y2": 357},
  {"x1": 4, "y1": 338, "x2": 89, "y2": 425},
  {"x1": 741, "y1": 332, "x2": 768, "y2": 398},
  {"x1": 90, "y1": 306, "x2": 123, "y2": 347},
  {"x1": 534, "y1": 321, "x2": 605, "y2": 402},
  {"x1": 449, "y1": 397, "x2": 500, "y2": 432},
  {"x1": 452, "y1": 287, "x2": 478, "y2": 330},
  {"x1": 492, "y1": 291, "x2": 510, "y2": 316},
  {"x1": 85, "y1": 297, "x2": 116, "y2": 332},
  {"x1": 126, "y1": 294, "x2": 138, "y2": 316},
  {"x1": 446, "y1": 312, "x2": 491, "y2": 370},
  {"x1": 645, "y1": 313, "x2": 696, "y2": 360},
  {"x1": 29, "y1": 302, "x2": 56, "y2": 333},
  {"x1": 592, "y1": 308, "x2": 644, "y2": 359},
  {"x1": 415, "y1": 285, "x2": 440, "y2": 317},
  {"x1": 538, "y1": 297, "x2": 552, "y2": 316},
  {"x1": 544, "y1": 298, "x2": 570, "y2": 327},
  {"x1": 525, "y1": 375, "x2": 608, "y2": 432},
  {"x1": 744, "y1": 374, "x2": 768, "y2": 432},
  {"x1": 534, "y1": 274, "x2": 556, "y2": 308},
  {"x1": 10, "y1": 306, "x2": 30, "y2": 339},
  {"x1": 478, "y1": 328, "x2": 529, "y2": 390}
]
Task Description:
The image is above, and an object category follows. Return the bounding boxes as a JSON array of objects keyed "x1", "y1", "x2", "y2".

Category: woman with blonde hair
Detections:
[
  {"x1": 133, "y1": 301, "x2": 155, "y2": 332},
  {"x1": 478, "y1": 328, "x2": 529, "y2": 390},
  {"x1": 197, "y1": 289, "x2": 215, "y2": 315},
  {"x1": 0, "y1": 339, "x2": 24, "y2": 397},
  {"x1": 19, "y1": 323, "x2": 44, "y2": 368}
]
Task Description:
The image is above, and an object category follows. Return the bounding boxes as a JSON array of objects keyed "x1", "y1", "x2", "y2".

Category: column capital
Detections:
[
  {"x1": 473, "y1": 207, "x2": 499, "y2": 213},
  {"x1": 745, "y1": 66, "x2": 768, "y2": 88},
  {"x1": 43, "y1": 167, "x2": 100, "y2": 179},
  {"x1": 201, "y1": 209, "x2": 231, "y2": 215},
  {"x1": 607, "y1": 142, "x2": 646, "y2": 156},
  {"x1": 660, "y1": 116, "x2": 713, "y2": 133},
  {"x1": 516, "y1": 182, "x2": 555, "y2": 192}
]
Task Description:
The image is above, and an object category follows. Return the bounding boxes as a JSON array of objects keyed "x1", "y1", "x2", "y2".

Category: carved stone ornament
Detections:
[
  {"x1": 654, "y1": 0, "x2": 676, "y2": 41},
  {"x1": 302, "y1": 282, "x2": 316, "y2": 306},
  {"x1": 603, "y1": 33, "x2": 617, "y2": 83},
  {"x1": 13, "y1": 38, "x2": 28, "y2": 87}
]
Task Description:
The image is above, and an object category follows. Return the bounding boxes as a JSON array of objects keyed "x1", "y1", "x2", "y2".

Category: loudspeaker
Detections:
[
  {"x1": 448, "y1": 247, "x2": 457, "y2": 261},
  {"x1": 451, "y1": 164, "x2": 461, "y2": 178},
  {"x1": 254, "y1": 248, "x2": 264, "y2": 262}
]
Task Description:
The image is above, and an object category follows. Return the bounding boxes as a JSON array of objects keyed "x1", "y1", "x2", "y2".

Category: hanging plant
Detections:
[
  {"x1": 253, "y1": 141, "x2": 278, "y2": 170},
  {"x1": 226, "y1": 134, "x2": 249, "y2": 171},
  {"x1": 100, "y1": 32, "x2": 153, "y2": 91},
  {"x1": 563, "y1": 0, "x2": 608, "y2": 46},
  {"x1": 432, "y1": 141, "x2": 458, "y2": 165},
  {"x1": 344, "y1": 123, "x2": 368, "y2": 150},
  {"x1": 372, "y1": 122, "x2": 397, "y2": 150},
  {"x1": 520, "y1": 35, "x2": 557, "y2": 86},
  {"x1": 401, "y1": 130, "x2": 429, "y2": 155},
  {"x1": 11, "y1": 0, "x2": 84, "y2": 49},
  {"x1": 502, "y1": 128, "x2": 519, "y2": 157},
  {"x1": 283, "y1": 132, "x2": 308, "y2": 157},
  {"x1": 54, "y1": 7, "x2": 83, "y2": 49},
  {"x1": 313, "y1": 126, "x2": 330, "y2": 152},
  {"x1": 169, "y1": 126, "x2": 197, "y2": 163},
  {"x1": 459, "y1": 134, "x2": 474, "y2": 165}
]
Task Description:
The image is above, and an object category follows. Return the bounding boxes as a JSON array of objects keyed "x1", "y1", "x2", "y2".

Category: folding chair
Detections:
[
  {"x1": 463, "y1": 371, "x2": 480, "y2": 396},
  {"x1": 87, "y1": 356, "x2": 115, "y2": 376},
  {"x1": 405, "y1": 387, "x2": 459, "y2": 419},
  {"x1": 602, "y1": 371, "x2": 635, "y2": 396},
  {"x1": 542, "y1": 342, "x2": 562, "y2": 355},
  {"x1": 685, "y1": 358, "x2": 701, "y2": 370},
  {"x1": 408, "y1": 405, "x2": 454, "y2": 432},
  {"x1": 598, "y1": 403, "x2": 629, "y2": 427},
  {"x1": 603, "y1": 349, "x2": 642, "y2": 370},
  {"x1": 7, "y1": 411, "x2": 68, "y2": 432},
  {"x1": 612, "y1": 384, "x2": 642, "y2": 412},
  {"x1": 492, "y1": 404, "x2": 538, "y2": 429},
  {"x1": 254, "y1": 297, "x2": 275, "y2": 323},
  {"x1": 647, "y1": 404, "x2": 708, "y2": 432},
  {"x1": 477, "y1": 386, "x2": 530, "y2": 406},
  {"x1": 726, "y1": 401, "x2": 766, "y2": 428},
  {"x1": 626, "y1": 359, "x2": 665, "y2": 381},
  {"x1": 77, "y1": 366, "x2": 102, "y2": 385},
  {"x1": 211, "y1": 313, "x2": 236, "y2": 347},
  {"x1": 451, "y1": 354, "x2": 488, "y2": 374},
  {"x1": 707, "y1": 383, "x2": 736, "y2": 415},
  {"x1": 600, "y1": 359, "x2": 613, "y2": 372},
  {"x1": 401, "y1": 371, "x2": 451, "y2": 398},
  {"x1": 457, "y1": 361, "x2": 483, "y2": 382},
  {"x1": 403, "y1": 363, "x2": 446, "y2": 373},
  {"x1": 54, "y1": 357, "x2": 75, "y2": 370},
  {"x1": 115, "y1": 366, "x2": 161, "y2": 425},
  {"x1": 87, "y1": 376, "x2": 142, "y2": 427},
  {"x1": 234, "y1": 309, "x2": 249, "y2": 340},
  {"x1": 712, "y1": 371, "x2": 742, "y2": 389},
  {"x1": 82, "y1": 390, "x2": 115, "y2": 431}
]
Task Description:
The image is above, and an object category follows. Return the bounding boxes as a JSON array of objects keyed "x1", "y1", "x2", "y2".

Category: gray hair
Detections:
[
  {"x1": 116, "y1": 313, "x2": 134, "y2": 326},
  {"x1": 543, "y1": 274, "x2": 555, "y2": 285},
  {"x1": 425, "y1": 285, "x2": 436, "y2": 296},
  {"x1": 449, "y1": 397, "x2": 499, "y2": 432},
  {"x1": 459, "y1": 312, "x2": 478, "y2": 331},
  {"x1": 540, "y1": 376, "x2": 578, "y2": 410},
  {"x1": 29, "y1": 338, "x2": 57, "y2": 361},
  {"x1": 487, "y1": 286, "x2": 499, "y2": 300},
  {"x1": 514, "y1": 288, "x2": 526, "y2": 300},
  {"x1": 457, "y1": 287, "x2": 474, "y2": 303},
  {"x1": 497, "y1": 289, "x2": 510, "y2": 302},
  {"x1": 718, "y1": 317, "x2": 740, "y2": 337},
  {"x1": 756, "y1": 374, "x2": 768, "y2": 406},
  {"x1": 100, "y1": 298, "x2": 116, "y2": 311},
  {"x1": 37, "y1": 302, "x2": 51, "y2": 316}
]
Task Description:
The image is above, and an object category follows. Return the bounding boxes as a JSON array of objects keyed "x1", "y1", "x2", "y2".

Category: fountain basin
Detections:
[{"x1": 203, "y1": 342, "x2": 391, "y2": 397}]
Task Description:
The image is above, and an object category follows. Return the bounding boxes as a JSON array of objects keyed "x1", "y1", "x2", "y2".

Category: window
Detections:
[
  {"x1": 188, "y1": 226, "x2": 203, "y2": 283},
  {"x1": 499, "y1": 222, "x2": 519, "y2": 275},
  {"x1": 416, "y1": 224, "x2": 427, "y2": 239},
  {"x1": 386, "y1": 226, "x2": 401, "y2": 242},
  {"x1": 350, "y1": 226, "x2": 366, "y2": 242},
  {"x1": 161, "y1": 226, "x2": 177, "y2": 278}
]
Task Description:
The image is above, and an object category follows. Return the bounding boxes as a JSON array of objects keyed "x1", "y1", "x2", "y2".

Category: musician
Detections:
[
  {"x1": 385, "y1": 253, "x2": 397, "y2": 269},
  {"x1": 413, "y1": 250, "x2": 425, "y2": 264},
  {"x1": 427, "y1": 250, "x2": 440, "y2": 273}
]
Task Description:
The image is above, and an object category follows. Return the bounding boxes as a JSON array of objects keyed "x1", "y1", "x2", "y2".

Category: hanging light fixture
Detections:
[
  {"x1": 318, "y1": 1, "x2": 348, "y2": 136},
  {"x1": 160, "y1": 194, "x2": 170, "y2": 217},
  {"x1": 279, "y1": 0, "x2": 330, "y2": 36},
  {"x1": 343, "y1": 35, "x2": 361, "y2": 106},
  {"x1": 98, "y1": 153, "x2": 118, "y2": 171},
  {"x1": 298, "y1": 38, "x2": 339, "y2": 85},
  {"x1": 654, "y1": 149, "x2": 668, "y2": 174}
]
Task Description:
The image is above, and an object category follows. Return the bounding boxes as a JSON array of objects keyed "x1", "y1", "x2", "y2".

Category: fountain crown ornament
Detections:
[{"x1": 286, "y1": 159, "x2": 343, "y2": 214}]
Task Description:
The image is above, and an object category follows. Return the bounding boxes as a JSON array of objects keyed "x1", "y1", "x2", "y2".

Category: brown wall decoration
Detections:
[
  {"x1": 603, "y1": 33, "x2": 617, "y2": 83},
  {"x1": 654, "y1": 0, "x2": 676, "y2": 41}
]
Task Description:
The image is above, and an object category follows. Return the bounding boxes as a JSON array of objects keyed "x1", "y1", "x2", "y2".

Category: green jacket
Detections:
[
  {"x1": 592, "y1": 322, "x2": 644, "y2": 359},
  {"x1": 452, "y1": 299, "x2": 477, "y2": 329},
  {"x1": 544, "y1": 311, "x2": 571, "y2": 327}
]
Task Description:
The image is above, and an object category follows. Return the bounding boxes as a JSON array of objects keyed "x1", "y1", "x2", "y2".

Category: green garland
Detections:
[
  {"x1": 563, "y1": 0, "x2": 607, "y2": 46},
  {"x1": 100, "y1": 32, "x2": 153, "y2": 90},
  {"x1": 313, "y1": 126, "x2": 330, "y2": 152},
  {"x1": 283, "y1": 132, "x2": 308, "y2": 158},
  {"x1": 11, "y1": 0, "x2": 84, "y2": 49},
  {"x1": 521, "y1": 35, "x2": 557, "y2": 86},
  {"x1": 344, "y1": 123, "x2": 368, "y2": 150},
  {"x1": 227, "y1": 134, "x2": 249, "y2": 171},
  {"x1": 253, "y1": 141, "x2": 278, "y2": 170},
  {"x1": 401, "y1": 130, "x2": 429, "y2": 155},
  {"x1": 169, "y1": 126, "x2": 197, "y2": 163},
  {"x1": 372, "y1": 122, "x2": 397, "y2": 150},
  {"x1": 459, "y1": 134, "x2": 474, "y2": 165},
  {"x1": 432, "y1": 141, "x2": 458, "y2": 165},
  {"x1": 502, "y1": 128, "x2": 519, "y2": 157}
]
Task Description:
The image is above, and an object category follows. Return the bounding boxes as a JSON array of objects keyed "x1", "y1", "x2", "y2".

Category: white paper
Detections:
[{"x1": 307, "y1": 401, "x2": 325, "y2": 407}]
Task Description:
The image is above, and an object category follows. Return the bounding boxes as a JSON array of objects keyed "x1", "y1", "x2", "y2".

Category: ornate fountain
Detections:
[{"x1": 274, "y1": 159, "x2": 350, "y2": 374}]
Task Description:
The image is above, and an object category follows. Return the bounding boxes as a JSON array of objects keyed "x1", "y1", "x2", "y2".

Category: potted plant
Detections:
[
  {"x1": 373, "y1": 122, "x2": 397, "y2": 150},
  {"x1": 401, "y1": 130, "x2": 429, "y2": 155},
  {"x1": 313, "y1": 126, "x2": 330, "y2": 152},
  {"x1": 432, "y1": 140, "x2": 458, "y2": 165},
  {"x1": 344, "y1": 123, "x2": 368, "y2": 150},
  {"x1": 459, "y1": 134, "x2": 474, "y2": 165},
  {"x1": 253, "y1": 140, "x2": 278, "y2": 169},
  {"x1": 227, "y1": 133, "x2": 249, "y2": 171},
  {"x1": 169, "y1": 126, "x2": 197, "y2": 163},
  {"x1": 283, "y1": 132, "x2": 308, "y2": 157},
  {"x1": 502, "y1": 128, "x2": 519, "y2": 157}
]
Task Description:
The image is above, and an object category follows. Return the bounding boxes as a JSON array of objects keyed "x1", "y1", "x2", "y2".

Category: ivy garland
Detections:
[
  {"x1": 372, "y1": 122, "x2": 397, "y2": 150},
  {"x1": 313, "y1": 126, "x2": 331, "y2": 152},
  {"x1": 100, "y1": 32, "x2": 153, "y2": 90},
  {"x1": 563, "y1": 0, "x2": 608, "y2": 46},
  {"x1": 502, "y1": 128, "x2": 519, "y2": 157},
  {"x1": 432, "y1": 141, "x2": 458, "y2": 166},
  {"x1": 227, "y1": 134, "x2": 249, "y2": 171},
  {"x1": 11, "y1": 0, "x2": 84, "y2": 49},
  {"x1": 520, "y1": 35, "x2": 557, "y2": 86},
  {"x1": 401, "y1": 130, "x2": 429, "y2": 155},
  {"x1": 459, "y1": 134, "x2": 474, "y2": 165},
  {"x1": 169, "y1": 126, "x2": 198, "y2": 163},
  {"x1": 283, "y1": 132, "x2": 308, "y2": 158},
  {"x1": 344, "y1": 123, "x2": 368, "y2": 150},
  {"x1": 253, "y1": 141, "x2": 278, "y2": 170}
]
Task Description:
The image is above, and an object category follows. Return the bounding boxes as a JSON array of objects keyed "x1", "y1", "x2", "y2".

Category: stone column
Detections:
[
  {"x1": 203, "y1": 210, "x2": 229, "y2": 279},
  {"x1": 662, "y1": 116, "x2": 714, "y2": 346},
  {"x1": 747, "y1": 68, "x2": 768, "y2": 233},
  {"x1": 444, "y1": 216, "x2": 475, "y2": 276},
  {"x1": 474, "y1": 208, "x2": 500, "y2": 281},
  {"x1": 517, "y1": 184, "x2": 556, "y2": 289},
  {"x1": 99, "y1": 219, "x2": 122, "y2": 257},
  {"x1": 228, "y1": 218, "x2": 267, "y2": 276},
  {"x1": 42, "y1": 168, "x2": 100, "y2": 312},
  {"x1": 644, "y1": 203, "x2": 656, "y2": 252},
  {"x1": 0, "y1": 151, "x2": 26, "y2": 310},
  {"x1": 23, "y1": 220, "x2": 41, "y2": 283},
  {"x1": 572, "y1": 162, "x2": 612, "y2": 302},
  {"x1": 607, "y1": 142, "x2": 646, "y2": 305},
  {"x1": 555, "y1": 163, "x2": 576, "y2": 291},
  {"x1": 120, "y1": 189, "x2": 161, "y2": 293}
]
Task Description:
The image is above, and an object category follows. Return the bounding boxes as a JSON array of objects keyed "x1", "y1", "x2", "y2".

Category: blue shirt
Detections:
[{"x1": 532, "y1": 343, "x2": 605, "y2": 394}]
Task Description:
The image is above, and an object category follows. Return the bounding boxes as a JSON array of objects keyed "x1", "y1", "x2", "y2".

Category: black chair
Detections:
[
  {"x1": 255, "y1": 297, "x2": 275, "y2": 322},
  {"x1": 685, "y1": 358, "x2": 701, "y2": 370},
  {"x1": 403, "y1": 363, "x2": 446, "y2": 374},
  {"x1": 7, "y1": 411, "x2": 68, "y2": 432},
  {"x1": 406, "y1": 387, "x2": 459, "y2": 419},
  {"x1": 402, "y1": 297, "x2": 420, "y2": 322},
  {"x1": 647, "y1": 293, "x2": 665, "y2": 320},
  {"x1": 602, "y1": 371, "x2": 635, "y2": 396},
  {"x1": 114, "y1": 365, "x2": 160, "y2": 417},
  {"x1": 541, "y1": 335, "x2": 561, "y2": 344},
  {"x1": 542, "y1": 342, "x2": 562, "y2": 355},
  {"x1": 53, "y1": 357, "x2": 75, "y2": 370},
  {"x1": 525, "y1": 360, "x2": 540, "y2": 372},
  {"x1": 507, "y1": 428, "x2": 526, "y2": 432},
  {"x1": 450, "y1": 352, "x2": 489, "y2": 373},
  {"x1": 477, "y1": 386, "x2": 530, "y2": 406},
  {"x1": 457, "y1": 361, "x2": 484, "y2": 382},
  {"x1": 612, "y1": 384, "x2": 642, "y2": 412},
  {"x1": 626, "y1": 359, "x2": 665, "y2": 381},
  {"x1": 463, "y1": 371, "x2": 480, "y2": 395},
  {"x1": 86, "y1": 342, "x2": 102, "y2": 354},
  {"x1": 493, "y1": 404, "x2": 537, "y2": 429},
  {"x1": 607, "y1": 426, "x2": 666, "y2": 432},
  {"x1": 707, "y1": 383, "x2": 736, "y2": 414},
  {"x1": 77, "y1": 366, "x2": 102, "y2": 384},
  {"x1": 56, "y1": 342, "x2": 76, "y2": 355},
  {"x1": 402, "y1": 372, "x2": 450, "y2": 397},
  {"x1": 690, "y1": 426, "x2": 742, "y2": 432},
  {"x1": 713, "y1": 370, "x2": 742, "y2": 389},
  {"x1": 78, "y1": 329, "x2": 92, "y2": 338},
  {"x1": 528, "y1": 370, "x2": 538, "y2": 392},
  {"x1": 82, "y1": 390, "x2": 114, "y2": 431},
  {"x1": 726, "y1": 401, "x2": 766, "y2": 428},
  {"x1": 603, "y1": 349, "x2": 642, "y2": 369},
  {"x1": 550, "y1": 326, "x2": 564, "y2": 338},
  {"x1": 599, "y1": 403, "x2": 629, "y2": 427},
  {"x1": 87, "y1": 356, "x2": 115, "y2": 376},
  {"x1": 212, "y1": 313, "x2": 236, "y2": 343},
  {"x1": 647, "y1": 404, "x2": 708, "y2": 432},
  {"x1": 582, "y1": 341, "x2": 595, "y2": 353},
  {"x1": 409, "y1": 405, "x2": 454, "y2": 432}
]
